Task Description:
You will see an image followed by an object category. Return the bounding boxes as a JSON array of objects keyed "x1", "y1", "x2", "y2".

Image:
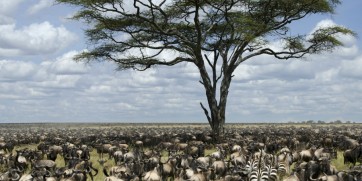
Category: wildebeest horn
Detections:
[
  {"x1": 11, "y1": 173, "x2": 20, "y2": 181},
  {"x1": 73, "y1": 169, "x2": 83, "y2": 174},
  {"x1": 309, "y1": 173, "x2": 318, "y2": 181},
  {"x1": 16, "y1": 166, "x2": 24, "y2": 172},
  {"x1": 91, "y1": 167, "x2": 98, "y2": 176},
  {"x1": 45, "y1": 170, "x2": 51, "y2": 177},
  {"x1": 55, "y1": 168, "x2": 65, "y2": 176},
  {"x1": 103, "y1": 167, "x2": 110, "y2": 177},
  {"x1": 9, "y1": 168, "x2": 18, "y2": 174},
  {"x1": 160, "y1": 157, "x2": 171, "y2": 164}
]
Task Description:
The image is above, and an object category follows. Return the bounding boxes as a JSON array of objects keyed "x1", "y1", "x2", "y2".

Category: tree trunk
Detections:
[
  {"x1": 199, "y1": 64, "x2": 232, "y2": 143},
  {"x1": 210, "y1": 116, "x2": 225, "y2": 143}
]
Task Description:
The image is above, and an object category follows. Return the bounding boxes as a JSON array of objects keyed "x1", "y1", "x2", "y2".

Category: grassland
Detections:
[{"x1": 1, "y1": 122, "x2": 359, "y2": 180}]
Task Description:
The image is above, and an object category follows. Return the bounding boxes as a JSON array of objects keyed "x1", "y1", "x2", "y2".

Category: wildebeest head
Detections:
[{"x1": 305, "y1": 161, "x2": 321, "y2": 181}]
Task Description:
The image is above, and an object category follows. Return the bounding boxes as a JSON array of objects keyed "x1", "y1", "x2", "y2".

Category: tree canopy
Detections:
[{"x1": 56, "y1": 0, "x2": 355, "y2": 141}]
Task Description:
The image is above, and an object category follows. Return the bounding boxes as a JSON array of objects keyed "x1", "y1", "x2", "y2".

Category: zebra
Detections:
[
  {"x1": 276, "y1": 151, "x2": 292, "y2": 176},
  {"x1": 243, "y1": 159, "x2": 258, "y2": 176},
  {"x1": 276, "y1": 161, "x2": 288, "y2": 176},
  {"x1": 262, "y1": 165, "x2": 278, "y2": 181},
  {"x1": 249, "y1": 167, "x2": 268, "y2": 181},
  {"x1": 248, "y1": 165, "x2": 278, "y2": 181},
  {"x1": 247, "y1": 150, "x2": 279, "y2": 181}
]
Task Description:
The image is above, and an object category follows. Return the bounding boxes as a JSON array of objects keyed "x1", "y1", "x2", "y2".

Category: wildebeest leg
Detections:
[
  {"x1": 87, "y1": 163, "x2": 98, "y2": 181},
  {"x1": 88, "y1": 171, "x2": 94, "y2": 181}
]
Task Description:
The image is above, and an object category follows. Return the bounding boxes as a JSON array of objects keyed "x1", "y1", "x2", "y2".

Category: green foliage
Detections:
[
  {"x1": 56, "y1": 0, "x2": 354, "y2": 70},
  {"x1": 308, "y1": 26, "x2": 357, "y2": 53}
]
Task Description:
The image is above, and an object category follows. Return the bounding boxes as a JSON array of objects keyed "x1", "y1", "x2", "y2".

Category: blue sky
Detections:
[{"x1": 0, "y1": 0, "x2": 361, "y2": 123}]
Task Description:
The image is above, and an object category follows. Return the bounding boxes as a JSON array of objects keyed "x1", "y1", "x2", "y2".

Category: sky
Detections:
[{"x1": 0, "y1": 0, "x2": 361, "y2": 123}]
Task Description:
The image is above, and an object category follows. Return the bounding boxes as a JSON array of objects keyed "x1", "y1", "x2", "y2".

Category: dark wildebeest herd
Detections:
[{"x1": 1, "y1": 124, "x2": 362, "y2": 181}]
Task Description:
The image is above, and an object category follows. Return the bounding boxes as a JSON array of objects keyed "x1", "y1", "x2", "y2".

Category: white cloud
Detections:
[
  {"x1": 47, "y1": 50, "x2": 89, "y2": 75},
  {"x1": 27, "y1": 0, "x2": 53, "y2": 15},
  {"x1": 315, "y1": 68, "x2": 339, "y2": 82},
  {"x1": 35, "y1": 74, "x2": 82, "y2": 89},
  {"x1": 0, "y1": 0, "x2": 24, "y2": 15},
  {"x1": 310, "y1": 19, "x2": 337, "y2": 33},
  {"x1": 0, "y1": 51, "x2": 88, "y2": 98},
  {"x1": 0, "y1": 15, "x2": 14, "y2": 25},
  {"x1": 131, "y1": 69, "x2": 158, "y2": 85},
  {"x1": 0, "y1": 22, "x2": 77, "y2": 56},
  {"x1": 340, "y1": 56, "x2": 362, "y2": 79},
  {"x1": 0, "y1": 48, "x2": 23, "y2": 57},
  {"x1": 0, "y1": 60, "x2": 36, "y2": 81}
]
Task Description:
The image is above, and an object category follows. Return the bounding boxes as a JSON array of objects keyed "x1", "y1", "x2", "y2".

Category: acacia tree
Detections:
[{"x1": 57, "y1": 0, "x2": 354, "y2": 140}]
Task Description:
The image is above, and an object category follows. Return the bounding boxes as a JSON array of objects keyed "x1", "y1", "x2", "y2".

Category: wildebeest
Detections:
[
  {"x1": 0, "y1": 169, "x2": 21, "y2": 181},
  {"x1": 69, "y1": 160, "x2": 98, "y2": 181},
  {"x1": 3, "y1": 124, "x2": 362, "y2": 181},
  {"x1": 31, "y1": 159, "x2": 56, "y2": 173},
  {"x1": 103, "y1": 176, "x2": 125, "y2": 181},
  {"x1": 343, "y1": 145, "x2": 362, "y2": 166},
  {"x1": 0, "y1": 142, "x2": 7, "y2": 153},
  {"x1": 143, "y1": 166, "x2": 162, "y2": 181},
  {"x1": 19, "y1": 168, "x2": 56, "y2": 181},
  {"x1": 103, "y1": 164, "x2": 131, "y2": 179},
  {"x1": 300, "y1": 147, "x2": 316, "y2": 162},
  {"x1": 46, "y1": 149, "x2": 58, "y2": 162}
]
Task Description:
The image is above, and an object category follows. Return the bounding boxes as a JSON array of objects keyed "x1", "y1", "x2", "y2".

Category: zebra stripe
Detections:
[
  {"x1": 248, "y1": 164, "x2": 278, "y2": 181},
  {"x1": 277, "y1": 161, "x2": 288, "y2": 176},
  {"x1": 263, "y1": 165, "x2": 278, "y2": 181},
  {"x1": 244, "y1": 160, "x2": 259, "y2": 174},
  {"x1": 249, "y1": 168, "x2": 266, "y2": 181}
]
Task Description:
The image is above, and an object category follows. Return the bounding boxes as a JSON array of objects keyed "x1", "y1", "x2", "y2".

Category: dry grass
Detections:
[
  {"x1": 0, "y1": 164, "x2": 7, "y2": 173},
  {"x1": 331, "y1": 151, "x2": 349, "y2": 171}
]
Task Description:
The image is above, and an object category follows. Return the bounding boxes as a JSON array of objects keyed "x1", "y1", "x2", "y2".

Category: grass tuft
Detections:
[{"x1": 331, "y1": 151, "x2": 349, "y2": 171}]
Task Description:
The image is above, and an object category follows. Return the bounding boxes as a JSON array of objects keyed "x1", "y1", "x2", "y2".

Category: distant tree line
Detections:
[{"x1": 287, "y1": 120, "x2": 356, "y2": 124}]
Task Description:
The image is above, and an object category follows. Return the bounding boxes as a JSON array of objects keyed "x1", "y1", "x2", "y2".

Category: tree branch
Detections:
[{"x1": 200, "y1": 102, "x2": 211, "y2": 125}]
